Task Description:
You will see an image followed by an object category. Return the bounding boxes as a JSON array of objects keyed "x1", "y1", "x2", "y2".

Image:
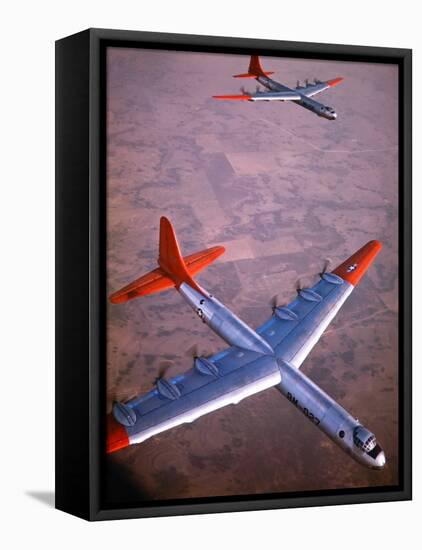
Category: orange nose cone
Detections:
[
  {"x1": 106, "y1": 414, "x2": 129, "y2": 454},
  {"x1": 332, "y1": 240, "x2": 382, "y2": 287}
]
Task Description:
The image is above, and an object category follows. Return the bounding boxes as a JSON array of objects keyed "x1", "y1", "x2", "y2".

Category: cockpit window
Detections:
[{"x1": 353, "y1": 426, "x2": 377, "y2": 453}]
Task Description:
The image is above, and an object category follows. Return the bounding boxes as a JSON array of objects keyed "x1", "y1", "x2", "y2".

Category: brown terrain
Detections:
[{"x1": 105, "y1": 47, "x2": 399, "y2": 505}]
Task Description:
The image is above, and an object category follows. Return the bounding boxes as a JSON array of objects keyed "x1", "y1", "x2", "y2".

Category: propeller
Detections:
[
  {"x1": 296, "y1": 80, "x2": 300, "y2": 88},
  {"x1": 295, "y1": 277, "x2": 304, "y2": 293},
  {"x1": 320, "y1": 257, "x2": 332, "y2": 275},
  {"x1": 305, "y1": 78, "x2": 309, "y2": 86},
  {"x1": 154, "y1": 359, "x2": 174, "y2": 382},
  {"x1": 186, "y1": 343, "x2": 213, "y2": 360},
  {"x1": 269, "y1": 294, "x2": 280, "y2": 312}
]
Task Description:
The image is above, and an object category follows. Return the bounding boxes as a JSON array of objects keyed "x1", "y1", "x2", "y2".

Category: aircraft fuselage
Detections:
[
  {"x1": 277, "y1": 360, "x2": 385, "y2": 469},
  {"x1": 179, "y1": 282, "x2": 273, "y2": 355}
]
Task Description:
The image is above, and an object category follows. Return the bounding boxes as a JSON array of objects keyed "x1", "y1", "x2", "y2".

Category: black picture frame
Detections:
[{"x1": 55, "y1": 28, "x2": 412, "y2": 521}]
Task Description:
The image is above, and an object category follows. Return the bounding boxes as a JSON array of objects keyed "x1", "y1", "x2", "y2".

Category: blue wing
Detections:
[
  {"x1": 115, "y1": 274, "x2": 352, "y2": 445},
  {"x1": 124, "y1": 348, "x2": 280, "y2": 445},
  {"x1": 296, "y1": 77, "x2": 343, "y2": 97},
  {"x1": 256, "y1": 275, "x2": 353, "y2": 368}
]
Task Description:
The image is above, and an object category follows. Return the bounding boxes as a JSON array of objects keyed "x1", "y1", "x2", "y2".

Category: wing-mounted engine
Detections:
[
  {"x1": 194, "y1": 356, "x2": 220, "y2": 377},
  {"x1": 112, "y1": 401, "x2": 137, "y2": 427}
]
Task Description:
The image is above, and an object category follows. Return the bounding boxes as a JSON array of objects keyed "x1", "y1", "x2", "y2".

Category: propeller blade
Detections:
[
  {"x1": 321, "y1": 257, "x2": 332, "y2": 274},
  {"x1": 186, "y1": 343, "x2": 213, "y2": 360},
  {"x1": 296, "y1": 80, "x2": 300, "y2": 88},
  {"x1": 186, "y1": 343, "x2": 200, "y2": 359},
  {"x1": 270, "y1": 294, "x2": 287, "y2": 312},
  {"x1": 155, "y1": 359, "x2": 174, "y2": 381},
  {"x1": 269, "y1": 294, "x2": 279, "y2": 311}
]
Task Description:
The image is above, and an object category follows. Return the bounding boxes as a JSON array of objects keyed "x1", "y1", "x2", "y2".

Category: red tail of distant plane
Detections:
[
  {"x1": 109, "y1": 217, "x2": 225, "y2": 304},
  {"x1": 233, "y1": 55, "x2": 274, "y2": 79}
]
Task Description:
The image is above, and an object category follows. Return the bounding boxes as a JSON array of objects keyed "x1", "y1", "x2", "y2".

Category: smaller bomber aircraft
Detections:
[
  {"x1": 213, "y1": 55, "x2": 343, "y2": 120},
  {"x1": 107, "y1": 217, "x2": 385, "y2": 470}
]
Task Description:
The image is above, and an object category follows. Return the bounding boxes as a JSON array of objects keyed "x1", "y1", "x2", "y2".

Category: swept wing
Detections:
[{"x1": 297, "y1": 77, "x2": 344, "y2": 97}]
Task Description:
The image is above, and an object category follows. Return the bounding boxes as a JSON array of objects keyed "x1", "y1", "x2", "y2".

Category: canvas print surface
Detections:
[{"x1": 105, "y1": 47, "x2": 399, "y2": 505}]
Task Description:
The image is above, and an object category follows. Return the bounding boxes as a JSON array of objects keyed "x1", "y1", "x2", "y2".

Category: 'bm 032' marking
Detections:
[{"x1": 287, "y1": 392, "x2": 321, "y2": 426}]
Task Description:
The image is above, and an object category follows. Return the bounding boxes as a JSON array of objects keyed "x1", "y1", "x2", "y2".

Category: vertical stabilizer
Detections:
[
  {"x1": 248, "y1": 55, "x2": 267, "y2": 76},
  {"x1": 158, "y1": 217, "x2": 204, "y2": 294},
  {"x1": 233, "y1": 55, "x2": 274, "y2": 78}
]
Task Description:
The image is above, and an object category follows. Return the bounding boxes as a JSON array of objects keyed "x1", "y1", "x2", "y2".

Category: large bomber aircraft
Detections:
[
  {"x1": 213, "y1": 55, "x2": 343, "y2": 120},
  {"x1": 107, "y1": 217, "x2": 385, "y2": 470}
]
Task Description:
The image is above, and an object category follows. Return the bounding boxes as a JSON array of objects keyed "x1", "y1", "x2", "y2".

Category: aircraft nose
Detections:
[{"x1": 375, "y1": 449, "x2": 386, "y2": 469}]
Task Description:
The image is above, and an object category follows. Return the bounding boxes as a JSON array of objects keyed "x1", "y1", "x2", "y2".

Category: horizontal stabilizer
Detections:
[
  {"x1": 233, "y1": 71, "x2": 274, "y2": 79},
  {"x1": 184, "y1": 245, "x2": 226, "y2": 276},
  {"x1": 109, "y1": 217, "x2": 225, "y2": 304},
  {"x1": 109, "y1": 268, "x2": 174, "y2": 304}
]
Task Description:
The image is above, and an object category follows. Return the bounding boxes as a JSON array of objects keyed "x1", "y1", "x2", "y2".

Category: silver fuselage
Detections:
[
  {"x1": 177, "y1": 282, "x2": 385, "y2": 469},
  {"x1": 255, "y1": 75, "x2": 337, "y2": 120},
  {"x1": 179, "y1": 283, "x2": 273, "y2": 355}
]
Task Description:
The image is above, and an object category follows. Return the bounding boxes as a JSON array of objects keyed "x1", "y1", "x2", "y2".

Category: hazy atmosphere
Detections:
[{"x1": 105, "y1": 47, "x2": 399, "y2": 505}]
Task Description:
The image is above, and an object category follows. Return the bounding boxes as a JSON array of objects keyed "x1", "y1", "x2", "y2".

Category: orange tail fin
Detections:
[
  {"x1": 157, "y1": 217, "x2": 204, "y2": 294},
  {"x1": 109, "y1": 217, "x2": 225, "y2": 304},
  {"x1": 233, "y1": 55, "x2": 274, "y2": 79}
]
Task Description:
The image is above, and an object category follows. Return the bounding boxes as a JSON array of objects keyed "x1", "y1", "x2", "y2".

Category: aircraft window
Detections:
[
  {"x1": 353, "y1": 427, "x2": 377, "y2": 452},
  {"x1": 339, "y1": 430, "x2": 345, "y2": 439}
]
